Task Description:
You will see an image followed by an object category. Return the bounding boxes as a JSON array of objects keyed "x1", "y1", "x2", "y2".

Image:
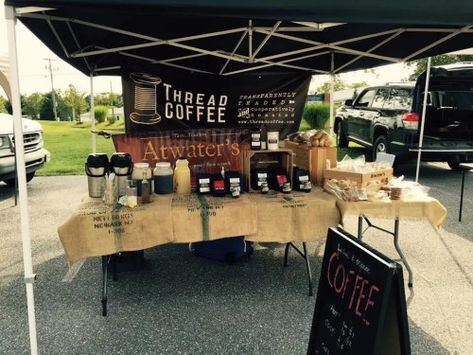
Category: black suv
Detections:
[{"x1": 335, "y1": 64, "x2": 473, "y2": 169}]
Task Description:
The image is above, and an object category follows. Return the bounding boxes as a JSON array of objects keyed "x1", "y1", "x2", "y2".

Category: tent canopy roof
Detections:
[{"x1": 5, "y1": 1, "x2": 473, "y2": 76}]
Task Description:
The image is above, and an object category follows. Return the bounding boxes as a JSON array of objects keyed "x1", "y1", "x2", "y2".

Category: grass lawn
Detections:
[{"x1": 38, "y1": 120, "x2": 124, "y2": 176}]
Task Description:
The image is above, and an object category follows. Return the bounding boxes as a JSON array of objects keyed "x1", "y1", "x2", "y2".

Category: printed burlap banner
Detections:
[
  {"x1": 58, "y1": 196, "x2": 174, "y2": 265},
  {"x1": 58, "y1": 194, "x2": 257, "y2": 264},
  {"x1": 171, "y1": 194, "x2": 257, "y2": 243},
  {"x1": 245, "y1": 190, "x2": 340, "y2": 243}
]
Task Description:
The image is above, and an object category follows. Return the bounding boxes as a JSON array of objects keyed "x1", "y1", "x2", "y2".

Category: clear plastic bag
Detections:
[
  {"x1": 324, "y1": 179, "x2": 368, "y2": 201},
  {"x1": 390, "y1": 176, "x2": 430, "y2": 199}
]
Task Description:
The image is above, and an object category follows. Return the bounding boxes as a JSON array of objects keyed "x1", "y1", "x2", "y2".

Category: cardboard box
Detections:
[
  {"x1": 323, "y1": 167, "x2": 393, "y2": 186},
  {"x1": 284, "y1": 140, "x2": 337, "y2": 185}
]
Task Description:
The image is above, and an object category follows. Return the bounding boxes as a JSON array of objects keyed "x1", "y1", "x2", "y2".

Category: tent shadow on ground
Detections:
[{"x1": 0, "y1": 243, "x2": 451, "y2": 354}]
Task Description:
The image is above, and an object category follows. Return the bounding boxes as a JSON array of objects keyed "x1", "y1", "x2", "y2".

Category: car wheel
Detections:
[
  {"x1": 447, "y1": 161, "x2": 461, "y2": 171},
  {"x1": 336, "y1": 122, "x2": 348, "y2": 148},
  {"x1": 372, "y1": 135, "x2": 388, "y2": 161},
  {"x1": 3, "y1": 172, "x2": 35, "y2": 188},
  {"x1": 26, "y1": 172, "x2": 35, "y2": 182}
]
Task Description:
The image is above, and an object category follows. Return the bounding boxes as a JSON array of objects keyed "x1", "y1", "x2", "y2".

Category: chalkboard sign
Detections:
[{"x1": 307, "y1": 227, "x2": 410, "y2": 355}]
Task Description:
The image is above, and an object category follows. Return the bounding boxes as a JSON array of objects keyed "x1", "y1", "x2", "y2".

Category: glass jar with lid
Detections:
[
  {"x1": 154, "y1": 162, "x2": 174, "y2": 194},
  {"x1": 131, "y1": 162, "x2": 152, "y2": 196}
]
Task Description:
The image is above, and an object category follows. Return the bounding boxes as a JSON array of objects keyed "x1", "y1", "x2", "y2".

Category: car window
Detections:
[
  {"x1": 384, "y1": 88, "x2": 412, "y2": 110},
  {"x1": 355, "y1": 89, "x2": 376, "y2": 107},
  {"x1": 434, "y1": 91, "x2": 473, "y2": 110},
  {"x1": 371, "y1": 88, "x2": 390, "y2": 109}
]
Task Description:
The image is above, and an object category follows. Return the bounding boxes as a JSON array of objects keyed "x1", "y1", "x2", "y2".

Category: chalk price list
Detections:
[{"x1": 320, "y1": 307, "x2": 356, "y2": 354}]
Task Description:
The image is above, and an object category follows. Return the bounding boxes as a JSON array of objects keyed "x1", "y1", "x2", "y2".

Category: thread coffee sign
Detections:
[
  {"x1": 307, "y1": 228, "x2": 410, "y2": 355},
  {"x1": 121, "y1": 65, "x2": 311, "y2": 137}
]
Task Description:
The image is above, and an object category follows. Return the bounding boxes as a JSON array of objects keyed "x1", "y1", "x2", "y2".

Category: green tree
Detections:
[
  {"x1": 0, "y1": 95, "x2": 9, "y2": 113},
  {"x1": 316, "y1": 75, "x2": 347, "y2": 94},
  {"x1": 94, "y1": 93, "x2": 110, "y2": 106},
  {"x1": 85, "y1": 93, "x2": 123, "y2": 108},
  {"x1": 40, "y1": 90, "x2": 69, "y2": 120},
  {"x1": 64, "y1": 84, "x2": 88, "y2": 122},
  {"x1": 23, "y1": 92, "x2": 44, "y2": 119},
  {"x1": 349, "y1": 81, "x2": 368, "y2": 99},
  {"x1": 349, "y1": 81, "x2": 368, "y2": 90},
  {"x1": 408, "y1": 55, "x2": 473, "y2": 80},
  {"x1": 93, "y1": 92, "x2": 118, "y2": 106}
]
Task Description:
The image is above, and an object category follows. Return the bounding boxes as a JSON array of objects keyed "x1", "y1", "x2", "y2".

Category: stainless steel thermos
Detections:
[
  {"x1": 110, "y1": 152, "x2": 133, "y2": 196},
  {"x1": 85, "y1": 153, "x2": 109, "y2": 198}
]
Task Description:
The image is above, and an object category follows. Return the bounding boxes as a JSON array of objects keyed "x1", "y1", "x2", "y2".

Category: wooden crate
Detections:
[
  {"x1": 242, "y1": 149, "x2": 293, "y2": 192},
  {"x1": 324, "y1": 167, "x2": 393, "y2": 186},
  {"x1": 284, "y1": 140, "x2": 337, "y2": 186}
]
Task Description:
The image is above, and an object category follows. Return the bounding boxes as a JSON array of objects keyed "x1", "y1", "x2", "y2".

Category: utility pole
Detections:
[
  {"x1": 110, "y1": 81, "x2": 115, "y2": 120},
  {"x1": 44, "y1": 58, "x2": 58, "y2": 121}
]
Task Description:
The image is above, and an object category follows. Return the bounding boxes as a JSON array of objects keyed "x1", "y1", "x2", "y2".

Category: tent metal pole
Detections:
[
  {"x1": 249, "y1": 21, "x2": 281, "y2": 61},
  {"x1": 105, "y1": 49, "x2": 214, "y2": 74},
  {"x1": 256, "y1": 29, "x2": 401, "y2": 63},
  {"x1": 255, "y1": 28, "x2": 402, "y2": 63},
  {"x1": 19, "y1": 12, "x2": 247, "y2": 48},
  {"x1": 248, "y1": 20, "x2": 253, "y2": 58},
  {"x1": 90, "y1": 73, "x2": 96, "y2": 153},
  {"x1": 329, "y1": 52, "x2": 335, "y2": 135},
  {"x1": 161, "y1": 53, "x2": 206, "y2": 63},
  {"x1": 219, "y1": 30, "x2": 248, "y2": 74},
  {"x1": 257, "y1": 59, "x2": 319, "y2": 72},
  {"x1": 223, "y1": 50, "x2": 331, "y2": 76},
  {"x1": 66, "y1": 21, "x2": 91, "y2": 71},
  {"x1": 5, "y1": 6, "x2": 38, "y2": 355},
  {"x1": 334, "y1": 30, "x2": 404, "y2": 73},
  {"x1": 14, "y1": 147, "x2": 18, "y2": 206},
  {"x1": 94, "y1": 66, "x2": 121, "y2": 73},
  {"x1": 415, "y1": 56, "x2": 432, "y2": 183},
  {"x1": 45, "y1": 16, "x2": 70, "y2": 58},
  {"x1": 403, "y1": 25, "x2": 472, "y2": 62}
]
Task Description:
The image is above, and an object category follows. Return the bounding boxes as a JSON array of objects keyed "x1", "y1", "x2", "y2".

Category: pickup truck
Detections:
[
  {"x1": 0, "y1": 113, "x2": 50, "y2": 186},
  {"x1": 335, "y1": 64, "x2": 473, "y2": 169}
]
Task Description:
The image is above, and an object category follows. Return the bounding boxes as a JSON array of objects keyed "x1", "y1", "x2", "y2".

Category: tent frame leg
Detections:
[
  {"x1": 283, "y1": 242, "x2": 314, "y2": 296},
  {"x1": 357, "y1": 216, "x2": 413, "y2": 288},
  {"x1": 101, "y1": 255, "x2": 111, "y2": 317},
  {"x1": 6, "y1": 6, "x2": 38, "y2": 354},
  {"x1": 459, "y1": 168, "x2": 467, "y2": 222}
]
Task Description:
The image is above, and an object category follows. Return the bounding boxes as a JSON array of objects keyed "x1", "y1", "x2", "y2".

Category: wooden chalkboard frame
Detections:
[{"x1": 307, "y1": 227, "x2": 410, "y2": 355}]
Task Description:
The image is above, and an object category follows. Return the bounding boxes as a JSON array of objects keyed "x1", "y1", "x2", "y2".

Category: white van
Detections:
[{"x1": 0, "y1": 113, "x2": 50, "y2": 187}]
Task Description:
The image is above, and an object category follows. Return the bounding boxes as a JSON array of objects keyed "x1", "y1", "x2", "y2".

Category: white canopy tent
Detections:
[{"x1": 4, "y1": 2, "x2": 473, "y2": 353}]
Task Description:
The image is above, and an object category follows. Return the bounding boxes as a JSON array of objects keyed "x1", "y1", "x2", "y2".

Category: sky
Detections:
[
  {"x1": 0, "y1": 6, "x2": 417, "y2": 98},
  {"x1": 0, "y1": 6, "x2": 121, "y2": 97}
]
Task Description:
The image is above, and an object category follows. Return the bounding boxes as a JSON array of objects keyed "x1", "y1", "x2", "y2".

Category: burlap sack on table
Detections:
[
  {"x1": 171, "y1": 194, "x2": 257, "y2": 242},
  {"x1": 336, "y1": 197, "x2": 447, "y2": 229},
  {"x1": 58, "y1": 195, "x2": 174, "y2": 265},
  {"x1": 246, "y1": 190, "x2": 341, "y2": 243}
]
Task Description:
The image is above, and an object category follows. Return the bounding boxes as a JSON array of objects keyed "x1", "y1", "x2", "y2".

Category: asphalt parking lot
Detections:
[{"x1": 1, "y1": 162, "x2": 473, "y2": 354}]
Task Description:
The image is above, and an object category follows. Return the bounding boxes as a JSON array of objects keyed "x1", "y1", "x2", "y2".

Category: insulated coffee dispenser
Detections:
[
  {"x1": 85, "y1": 153, "x2": 109, "y2": 198},
  {"x1": 110, "y1": 152, "x2": 133, "y2": 196}
]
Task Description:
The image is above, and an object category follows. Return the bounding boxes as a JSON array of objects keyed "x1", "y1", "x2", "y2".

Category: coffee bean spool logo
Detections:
[{"x1": 129, "y1": 72, "x2": 162, "y2": 125}]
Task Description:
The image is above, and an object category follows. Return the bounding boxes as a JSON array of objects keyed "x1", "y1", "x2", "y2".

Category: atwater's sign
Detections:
[
  {"x1": 112, "y1": 129, "x2": 250, "y2": 180},
  {"x1": 122, "y1": 65, "x2": 311, "y2": 137},
  {"x1": 307, "y1": 228, "x2": 410, "y2": 355}
]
